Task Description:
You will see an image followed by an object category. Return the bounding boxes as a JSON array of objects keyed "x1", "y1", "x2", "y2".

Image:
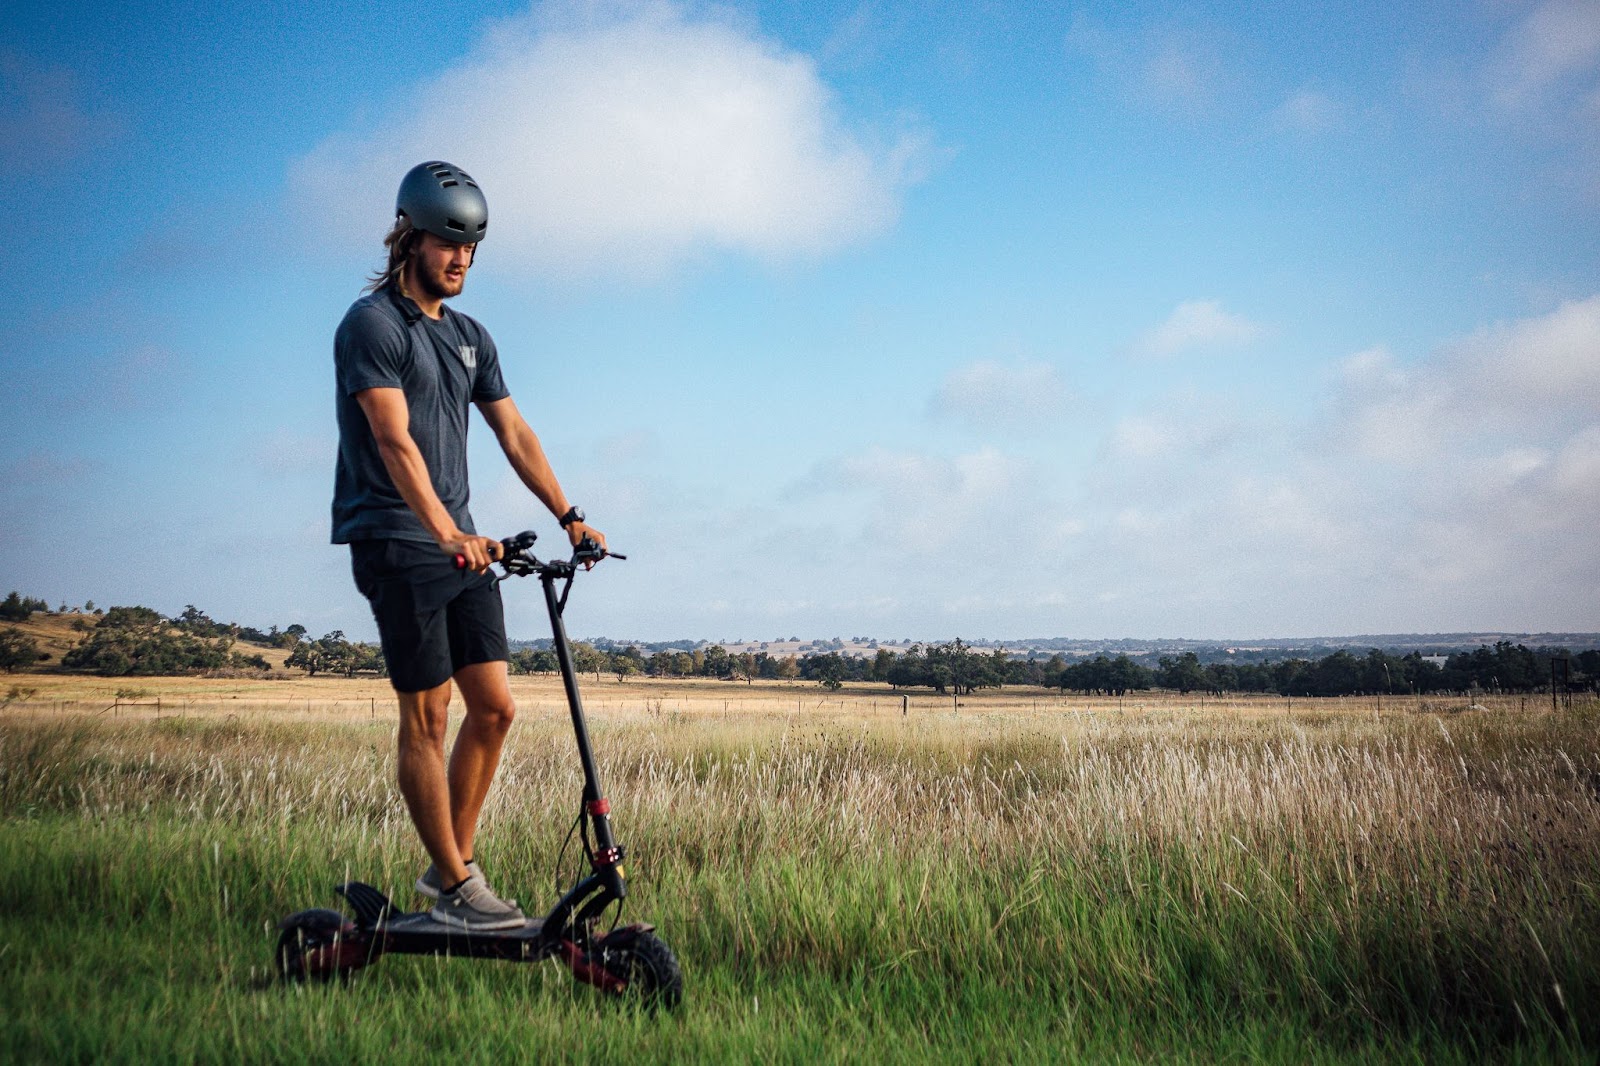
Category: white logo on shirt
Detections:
[{"x1": 458, "y1": 345, "x2": 477, "y2": 369}]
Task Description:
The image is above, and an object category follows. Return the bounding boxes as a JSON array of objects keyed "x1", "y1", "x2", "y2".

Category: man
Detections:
[{"x1": 332, "y1": 160, "x2": 607, "y2": 930}]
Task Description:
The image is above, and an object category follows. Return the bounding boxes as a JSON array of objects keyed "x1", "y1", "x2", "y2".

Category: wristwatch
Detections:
[{"x1": 558, "y1": 505, "x2": 585, "y2": 529}]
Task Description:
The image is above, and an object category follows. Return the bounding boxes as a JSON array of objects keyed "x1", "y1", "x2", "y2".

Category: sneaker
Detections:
[
  {"x1": 430, "y1": 877, "x2": 527, "y2": 931},
  {"x1": 415, "y1": 860, "x2": 483, "y2": 900},
  {"x1": 415, "y1": 860, "x2": 519, "y2": 908}
]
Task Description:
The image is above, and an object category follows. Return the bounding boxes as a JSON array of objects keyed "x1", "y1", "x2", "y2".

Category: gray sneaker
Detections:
[
  {"x1": 415, "y1": 861, "x2": 519, "y2": 908},
  {"x1": 430, "y1": 877, "x2": 527, "y2": 931},
  {"x1": 415, "y1": 860, "x2": 483, "y2": 900}
]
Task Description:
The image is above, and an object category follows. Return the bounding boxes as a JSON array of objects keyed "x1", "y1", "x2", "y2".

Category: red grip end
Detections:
[{"x1": 454, "y1": 554, "x2": 466, "y2": 569}]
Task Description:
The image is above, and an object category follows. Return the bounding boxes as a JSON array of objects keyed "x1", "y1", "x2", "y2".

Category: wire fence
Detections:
[{"x1": 0, "y1": 688, "x2": 1592, "y2": 723}]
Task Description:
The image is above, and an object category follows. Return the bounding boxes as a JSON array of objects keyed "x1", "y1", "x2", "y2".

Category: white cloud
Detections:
[
  {"x1": 927, "y1": 359, "x2": 1070, "y2": 429},
  {"x1": 1105, "y1": 408, "x2": 1239, "y2": 462},
  {"x1": 1270, "y1": 88, "x2": 1341, "y2": 133},
  {"x1": 1065, "y1": 16, "x2": 1238, "y2": 116},
  {"x1": 794, "y1": 445, "x2": 1028, "y2": 553},
  {"x1": 289, "y1": 0, "x2": 927, "y2": 279},
  {"x1": 1492, "y1": 0, "x2": 1600, "y2": 109},
  {"x1": 1330, "y1": 295, "x2": 1600, "y2": 464},
  {"x1": 1130, "y1": 300, "x2": 1265, "y2": 358}
]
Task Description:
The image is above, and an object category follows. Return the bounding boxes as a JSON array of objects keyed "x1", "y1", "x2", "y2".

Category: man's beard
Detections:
[{"x1": 409, "y1": 257, "x2": 465, "y2": 301}]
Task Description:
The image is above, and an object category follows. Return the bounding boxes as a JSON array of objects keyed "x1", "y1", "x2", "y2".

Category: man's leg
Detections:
[
  {"x1": 448, "y1": 660, "x2": 516, "y2": 861},
  {"x1": 396, "y1": 679, "x2": 473, "y2": 888}
]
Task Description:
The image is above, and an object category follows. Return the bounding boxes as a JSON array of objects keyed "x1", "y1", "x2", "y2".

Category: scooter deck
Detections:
[
  {"x1": 338, "y1": 881, "x2": 556, "y2": 962},
  {"x1": 378, "y1": 911, "x2": 552, "y2": 961}
]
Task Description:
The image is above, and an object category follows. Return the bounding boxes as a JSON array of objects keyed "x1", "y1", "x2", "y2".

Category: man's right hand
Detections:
[{"x1": 440, "y1": 532, "x2": 503, "y2": 573}]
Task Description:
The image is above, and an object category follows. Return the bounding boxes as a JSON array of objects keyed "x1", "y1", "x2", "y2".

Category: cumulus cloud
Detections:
[
  {"x1": 1105, "y1": 406, "x2": 1240, "y2": 462},
  {"x1": 927, "y1": 359, "x2": 1070, "y2": 429},
  {"x1": 1491, "y1": 0, "x2": 1600, "y2": 109},
  {"x1": 1130, "y1": 300, "x2": 1265, "y2": 358},
  {"x1": 290, "y1": 0, "x2": 928, "y2": 278},
  {"x1": 1331, "y1": 295, "x2": 1600, "y2": 463},
  {"x1": 793, "y1": 446, "x2": 1028, "y2": 552}
]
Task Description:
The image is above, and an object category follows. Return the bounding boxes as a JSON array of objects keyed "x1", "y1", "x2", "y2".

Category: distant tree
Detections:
[
  {"x1": 0, "y1": 592, "x2": 49, "y2": 621},
  {"x1": 1060, "y1": 654, "x2": 1151, "y2": 696},
  {"x1": 703, "y1": 644, "x2": 732, "y2": 679},
  {"x1": 61, "y1": 607, "x2": 230, "y2": 676},
  {"x1": 870, "y1": 648, "x2": 895, "y2": 683},
  {"x1": 0, "y1": 628, "x2": 47, "y2": 673},
  {"x1": 811, "y1": 653, "x2": 845, "y2": 690},
  {"x1": 282, "y1": 630, "x2": 384, "y2": 678},
  {"x1": 510, "y1": 648, "x2": 558, "y2": 675},
  {"x1": 571, "y1": 642, "x2": 607, "y2": 682},
  {"x1": 1156, "y1": 652, "x2": 1208, "y2": 694}
]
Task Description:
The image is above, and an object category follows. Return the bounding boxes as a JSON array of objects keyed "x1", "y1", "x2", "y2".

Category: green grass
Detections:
[{"x1": 1, "y1": 705, "x2": 1598, "y2": 1062}]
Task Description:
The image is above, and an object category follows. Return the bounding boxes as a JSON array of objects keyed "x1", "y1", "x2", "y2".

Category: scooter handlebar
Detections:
[{"x1": 452, "y1": 531, "x2": 624, "y2": 571}]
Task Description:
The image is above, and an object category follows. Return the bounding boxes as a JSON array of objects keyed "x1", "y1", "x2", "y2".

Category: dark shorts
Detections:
[{"x1": 350, "y1": 538, "x2": 509, "y2": 693}]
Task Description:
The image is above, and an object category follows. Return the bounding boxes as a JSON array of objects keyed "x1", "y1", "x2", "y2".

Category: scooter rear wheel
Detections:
[
  {"x1": 276, "y1": 914, "x2": 365, "y2": 983},
  {"x1": 597, "y1": 931, "x2": 683, "y2": 1009}
]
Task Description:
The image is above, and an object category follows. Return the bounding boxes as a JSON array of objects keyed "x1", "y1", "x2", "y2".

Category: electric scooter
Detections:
[{"x1": 274, "y1": 532, "x2": 682, "y2": 1008}]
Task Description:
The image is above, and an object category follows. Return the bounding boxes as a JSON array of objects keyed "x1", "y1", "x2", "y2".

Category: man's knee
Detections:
[
  {"x1": 397, "y1": 685, "x2": 452, "y2": 748},
  {"x1": 467, "y1": 696, "x2": 516, "y2": 735}
]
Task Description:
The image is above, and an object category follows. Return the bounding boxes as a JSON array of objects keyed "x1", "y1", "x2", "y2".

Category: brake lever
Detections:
[{"x1": 573, "y1": 535, "x2": 626, "y2": 565}]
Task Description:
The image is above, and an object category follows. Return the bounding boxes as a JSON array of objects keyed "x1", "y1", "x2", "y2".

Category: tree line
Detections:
[
  {"x1": 512, "y1": 638, "x2": 1600, "y2": 698},
  {"x1": 3, "y1": 588, "x2": 1596, "y2": 692}
]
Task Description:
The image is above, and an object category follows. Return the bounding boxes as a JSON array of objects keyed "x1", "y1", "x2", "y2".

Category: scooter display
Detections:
[{"x1": 274, "y1": 532, "x2": 682, "y2": 1008}]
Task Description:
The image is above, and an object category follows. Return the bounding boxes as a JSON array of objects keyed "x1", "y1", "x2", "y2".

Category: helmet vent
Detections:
[
  {"x1": 441, "y1": 180, "x2": 458, "y2": 188},
  {"x1": 445, "y1": 217, "x2": 466, "y2": 232}
]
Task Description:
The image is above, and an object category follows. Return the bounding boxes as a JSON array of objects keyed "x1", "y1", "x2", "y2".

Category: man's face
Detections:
[{"x1": 408, "y1": 232, "x2": 476, "y2": 301}]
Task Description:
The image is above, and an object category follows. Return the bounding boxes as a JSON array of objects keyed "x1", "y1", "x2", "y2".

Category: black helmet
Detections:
[{"x1": 396, "y1": 161, "x2": 487, "y2": 244}]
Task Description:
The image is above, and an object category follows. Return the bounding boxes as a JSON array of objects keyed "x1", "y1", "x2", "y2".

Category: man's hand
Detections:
[
  {"x1": 567, "y1": 521, "x2": 607, "y2": 568},
  {"x1": 441, "y1": 531, "x2": 503, "y2": 573}
]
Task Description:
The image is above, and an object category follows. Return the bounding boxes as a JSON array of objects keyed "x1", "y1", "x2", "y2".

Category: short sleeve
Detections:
[
  {"x1": 335, "y1": 303, "x2": 410, "y2": 396},
  {"x1": 470, "y1": 325, "x2": 510, "y2": 403}
]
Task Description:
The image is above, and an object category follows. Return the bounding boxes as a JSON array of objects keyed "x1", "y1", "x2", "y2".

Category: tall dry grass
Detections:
[{"x1": 1, "y1": 695, "x2": 1597, "y2": 1060}]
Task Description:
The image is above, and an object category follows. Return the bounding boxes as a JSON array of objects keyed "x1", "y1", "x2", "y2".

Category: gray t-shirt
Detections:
[{"x1": 331, "y1": 287, "x2": 510, "y2": 544}]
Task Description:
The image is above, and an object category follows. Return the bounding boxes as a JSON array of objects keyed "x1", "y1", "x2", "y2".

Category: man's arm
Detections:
[
  {"x1": 477, "y1": 396, "x2": 608, "y2": 556},
  {"x1": 354, "y1": 387, "x2": 502, "y2": 571}
]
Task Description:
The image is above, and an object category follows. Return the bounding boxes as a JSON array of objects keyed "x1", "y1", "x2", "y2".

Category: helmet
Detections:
[{"x1": 395, "y1": 161, "x2": 487, "y2": 244}]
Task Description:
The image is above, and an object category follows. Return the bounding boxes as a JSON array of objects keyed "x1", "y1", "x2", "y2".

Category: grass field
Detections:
[{"x1": 1, "y1": 677, "x2": 1597, "y2": 1062}]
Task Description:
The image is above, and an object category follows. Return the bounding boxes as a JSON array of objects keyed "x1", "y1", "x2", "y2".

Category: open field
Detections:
[{"x1": 2, "y1": 676, "x2": 1598, "y2": 1062}]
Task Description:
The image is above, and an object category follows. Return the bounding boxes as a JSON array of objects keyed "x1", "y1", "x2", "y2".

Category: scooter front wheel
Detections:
[{"x1": 596, "y1": 931, "x2": 683, "y2": 1009}]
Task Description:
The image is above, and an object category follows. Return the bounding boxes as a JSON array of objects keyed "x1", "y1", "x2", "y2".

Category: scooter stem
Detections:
[{"x1": 541, "y1": 570, "x2": 623, "y2": 874}]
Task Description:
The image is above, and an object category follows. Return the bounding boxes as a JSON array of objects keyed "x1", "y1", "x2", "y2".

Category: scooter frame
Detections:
[{"x1": 275, "y1": 532, "x2": 681, "y2": 1006}]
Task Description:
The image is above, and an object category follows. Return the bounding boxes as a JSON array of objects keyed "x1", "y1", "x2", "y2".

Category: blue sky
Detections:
[{"x1": 3, "y1": 0, "x2": 1598, "y2": 643}]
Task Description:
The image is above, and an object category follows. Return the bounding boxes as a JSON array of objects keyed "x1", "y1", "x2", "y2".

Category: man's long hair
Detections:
[{"x1": 363, "y1": 215, "x2": 419, "y2": 294}]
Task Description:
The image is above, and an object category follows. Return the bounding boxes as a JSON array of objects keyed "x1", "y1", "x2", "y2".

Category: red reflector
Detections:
[{"x1": 587, "y1": 797, "x2": 611, "y2": 816}]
